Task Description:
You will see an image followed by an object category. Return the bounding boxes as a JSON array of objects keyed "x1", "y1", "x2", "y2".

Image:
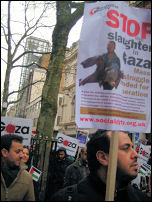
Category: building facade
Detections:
[
  {"x1": 25, "y1": 67, "x2": 46, "y2": 131},
  {"x1": 15, "y1": 36, "x2": 51, "y2": 118},
  {"x1": 55, "y1": 43, "x2": 97, "y2": 137}
]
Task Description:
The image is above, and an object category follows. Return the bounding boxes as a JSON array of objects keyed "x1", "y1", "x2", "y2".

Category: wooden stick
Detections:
[
  {"x1": 105, "y1": 131, "x2": 119, "y2": 201},
  {"x1": 75, "y1": 146, "x2": 81, "y2": 161}
]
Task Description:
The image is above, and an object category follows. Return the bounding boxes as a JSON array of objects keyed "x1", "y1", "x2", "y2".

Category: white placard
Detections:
[
  {"x1": 75, "y1": 1, "x2": 151, "y2": 132},
  {"x1": 56, "y1": 133, "x2": 79, "y2": 157},
  {"x1": 1, "y1": 116, "x2": 33, "y2": 146}
]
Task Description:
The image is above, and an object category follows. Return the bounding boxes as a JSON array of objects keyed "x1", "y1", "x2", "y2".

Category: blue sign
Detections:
[
  {"x1": 135, "y1": 133, "x2": 140, "y2": 141},
  {"x1": 76, "y1": 134, "x2": 87, "y2": 145}
]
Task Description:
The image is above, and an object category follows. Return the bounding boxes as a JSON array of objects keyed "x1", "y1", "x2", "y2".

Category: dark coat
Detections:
[
  {"x1": 54, "y1": 157, "x2": 73, "y2": 189},
  {"x1": 64, "y1": 159, "x2": 90, "y2": 187},
  {"x1": 51, "y1": 173, "x2": 150, "y2": 201},
  {"x1": 46, "y1": 155, "x2": 73, "y2": 200}
]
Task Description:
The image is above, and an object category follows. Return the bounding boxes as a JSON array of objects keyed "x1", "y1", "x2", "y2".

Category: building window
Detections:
[
  {"x1": 33, "y1": 118, "x2": 38, "y2": 127},
  {"x1": 30, "y1": 106, "x2": 33, "y2": 112},
  {"x1": 57, "y1": 116, "x2": 61, "y2": 126},
  {"x1": 59, "y1": 97, "x2": 62, "y2": 106},
  {"x1": 71, "y1": 95, "x2": 75, "y2": 118},
  {"x1": 36, "y1": 102, "x2": 39, "y2": 110},
  {"x1": 39, "y1": 101, "x2": 41, "y2": 109}
]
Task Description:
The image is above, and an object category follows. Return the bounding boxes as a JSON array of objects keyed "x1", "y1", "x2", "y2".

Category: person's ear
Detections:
[
  {"x1": 96, "y1": 150, "x2": 109, "y2": 166},
  {"x1": 1, "y1": 148, "x2": 9, "y2": 158}
]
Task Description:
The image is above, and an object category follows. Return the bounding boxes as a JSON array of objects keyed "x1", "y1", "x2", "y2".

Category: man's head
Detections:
[
  {"x1": 1, "y1": 134, "x2": 23, "y2": 168},
  {"x1": 116, "y1": 131, "x2": 139, "y2": 182},
  {"x1": 107, "y1": 41, "x2": 115, "y2": 53},
  {"x1": 80, "y1": 147, "x2": 88, "y2": 165},
  {"x1": 87, "y1": 130, "x2": 139, "y2": 184},
  {"x1": 56, "y1": 147, "x2": 66, "y2": 161},
  {"x1": 87, "y1": 130, "x2": 110, "y2": 173}
]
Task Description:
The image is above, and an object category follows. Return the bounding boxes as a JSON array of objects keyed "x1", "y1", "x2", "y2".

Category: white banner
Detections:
[
  {"x1": 1, "y1": 116, "x2": 33, "y2": 146},
  {"x1": 56, "y1": 133, "x2": 79, "y2": 157},
  {"x1": 76, "y1": 1, "x2": 151, "y2": 132}
]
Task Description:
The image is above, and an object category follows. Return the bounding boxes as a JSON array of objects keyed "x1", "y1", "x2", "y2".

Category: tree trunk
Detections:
[
  {"x1": 37, "y1": 2, "x2": 84, "y2": 200},
  {"x1": 2, "y1": 1, "x2": 12, "y2": 116}
]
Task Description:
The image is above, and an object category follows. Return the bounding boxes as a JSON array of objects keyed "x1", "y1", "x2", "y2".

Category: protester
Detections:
[
  {"x1": 45, "y1": 147, "x2": 73, "y2": 200},
  {"x1": 21, "y1": 145, "x2": 40, "y2": 201},
  {"x1": 1, "y1": 134, "x2": 35, "y2": 201},
  {"x1": 28, "y1": 143, "x2": 36, "y2": 168},
  {"x1": 64, "y1": 146, "x2": 90, "y2": 187},
  {"x1": 51, "y1": 130, "x2": 150, "y2": 201},
  {"x1": 22, "y1": 146, "x2": 31, "y2": 169}
]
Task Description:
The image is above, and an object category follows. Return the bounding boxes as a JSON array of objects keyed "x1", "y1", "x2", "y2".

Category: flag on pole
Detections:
[{"x1": 29, "y1": 166, "x2": 42, "y2": 182}]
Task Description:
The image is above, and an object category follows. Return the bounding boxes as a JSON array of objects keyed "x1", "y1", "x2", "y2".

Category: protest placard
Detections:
[
  {"x1": 75, "y1": 2, "x2": 151, "y2": 200},
  {"x1": 76, "y1": 130, "x2": 89, "y2": 147},
  {"x1": 1, "y1": 116, "x2": 33, "y2": 146},
  {"x1": 55, "y1": 133, "x2": 79, "y2": 157},
  {"x1": 76, "y1": 1, "x2": 151, "y2": 133}
]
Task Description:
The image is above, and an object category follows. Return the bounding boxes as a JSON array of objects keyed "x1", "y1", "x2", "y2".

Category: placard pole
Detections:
[{"x1": 105, "y1": 131, "x2": 119, "y2": 201}]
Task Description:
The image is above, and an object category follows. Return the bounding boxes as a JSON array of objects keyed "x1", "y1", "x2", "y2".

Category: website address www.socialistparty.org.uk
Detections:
[{"x1": 80, "y1": 117, "x2": 146, "y2": 127}]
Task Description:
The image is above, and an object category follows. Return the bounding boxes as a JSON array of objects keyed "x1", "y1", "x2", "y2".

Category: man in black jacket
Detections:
[
  {"x1": 64, "y1": 147, "x2": 90, "y2": 187},
  {"x1": 51, "y1": 130, "x2": 150, "y2": 201},
  {"x1": 45, "y1": 147, "x2": 73, "y2": 200}
]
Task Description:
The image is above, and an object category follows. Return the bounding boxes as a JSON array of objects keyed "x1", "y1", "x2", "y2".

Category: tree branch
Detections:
[
  {"x1": 12, "y1": 62, "x2": 48, "y2": 70},
  {"x1": 7, "y1": 1, "x2": 12, "y2": 54},
  {"x1": 1, "y1": 58, "x2": 7, "y2": 64},
  {"x1": 8, "y1": 96, "x2": 24, "y2": 106},
  {"x1": 67, "y1": 2, "x2": 84, "y2": 30},
  {"x1": 8, "y1": 79, "x2": 45, "y2": 97},
  {"x1": 1, "y1": 25, "x2": 8, "y2": 44},
  {"x1": 71, "y1": 2, "x2": 83, "y2": 8},
  {"x1": 12, "y1": 51, "x2": 51, "y2": 64},
  {"x1": 1, "y1": 47, "x2": 8, "y2": 51},
  {"x1": 11, "y1": 3, "x2": 50, "y2": 60}
]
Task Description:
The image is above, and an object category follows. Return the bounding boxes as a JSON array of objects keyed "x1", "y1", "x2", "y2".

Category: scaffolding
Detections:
[{"x1": 16, "y1": 36, "x2": 51, "y2": 117}]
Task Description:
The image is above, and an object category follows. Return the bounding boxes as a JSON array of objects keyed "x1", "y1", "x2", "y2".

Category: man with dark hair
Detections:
[
  {"x1": 51, "y1": 130, "x2": 149, "y2": 201},
  {"x1": 1, "y1": 134, "x2": 35, "y2": 201},
  {"x1": 64, "y1": 146, "x2": 90, "y2": 187},
  {"x1": 79, "y1": 41, "x2": 124, "y2": 90},
  {"x1": 45, "y1": 147, "x2": 73, "y2": 200}
]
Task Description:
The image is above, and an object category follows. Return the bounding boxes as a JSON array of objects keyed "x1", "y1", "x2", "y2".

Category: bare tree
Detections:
[
  {"x1": 36, "y1": 1, "x2": 151, "y2": 199},
  {"x1": 1, "y1": 1, "x2": 54, "y2": 115},
  {"x1": 37, "y1": 1, "x2": 85, "y2": 200}
]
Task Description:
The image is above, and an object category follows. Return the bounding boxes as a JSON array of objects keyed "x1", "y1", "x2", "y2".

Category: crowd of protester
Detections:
[{"x1": 1, "y1": 131, "x2": 151, "y2": 201}]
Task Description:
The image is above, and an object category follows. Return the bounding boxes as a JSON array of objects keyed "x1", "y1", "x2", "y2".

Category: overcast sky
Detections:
[{"x1": 1, "y1": 1, "x2": 83, "y2": 103}]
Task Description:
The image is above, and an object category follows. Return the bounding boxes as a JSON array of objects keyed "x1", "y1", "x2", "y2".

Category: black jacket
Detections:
[
  {"x1": 51, "y1": 173, "x2": 150, "y2": 201},
  {"x1": 53, "y1": 157, "x2": 73, "y2": 189},
  {"x1": 46, "y1": 155, "x2": 73, "y2": 200},
  {"x1": 64, "y1": 159, "x2": 90, "y2": 187}
]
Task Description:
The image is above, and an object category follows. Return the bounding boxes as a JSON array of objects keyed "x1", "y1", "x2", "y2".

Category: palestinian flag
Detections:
[{"x1": 29, "y1": 166, "x2": 41, "y2": 182}]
